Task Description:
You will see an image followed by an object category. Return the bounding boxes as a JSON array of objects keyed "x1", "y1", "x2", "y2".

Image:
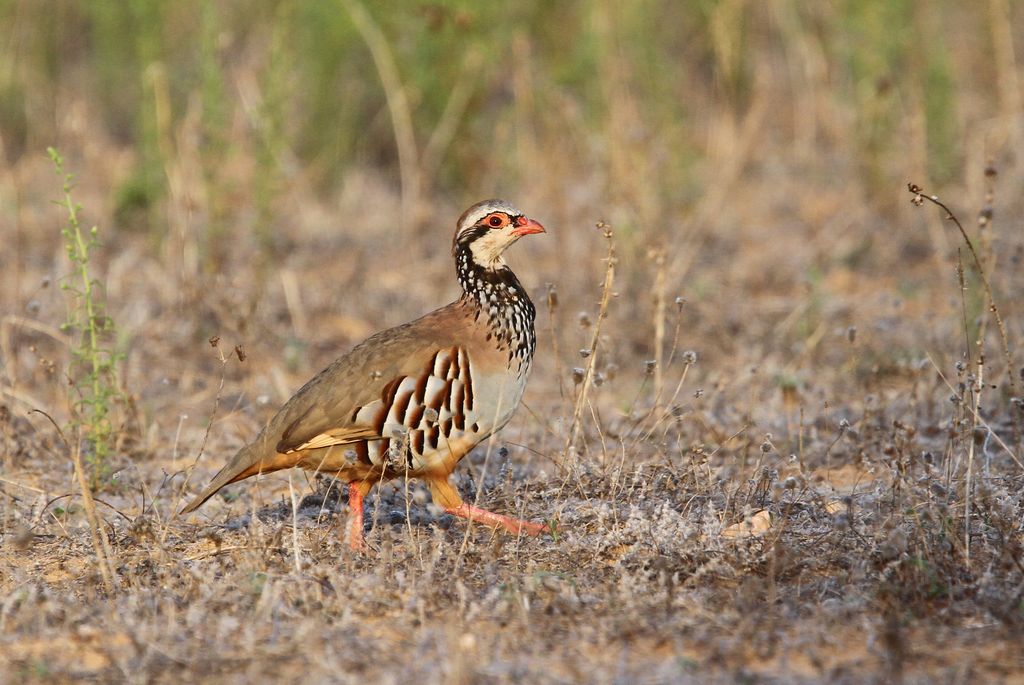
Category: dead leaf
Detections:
[
  {"x1": 721, "y1": 510, "x2": 772, "y2": 539},
  {"x1": 825, "y1": 500, "x2": 847, "y2": 515}
]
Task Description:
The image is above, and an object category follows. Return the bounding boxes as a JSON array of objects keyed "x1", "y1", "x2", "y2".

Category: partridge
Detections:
[{"x1": 181, "y1": 199, "x2": 549, "y2": 549}]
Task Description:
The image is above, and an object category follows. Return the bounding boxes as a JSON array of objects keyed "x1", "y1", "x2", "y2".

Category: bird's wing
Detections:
[{"x1": 272, "y1": 303, "x2": 478, "y2": 454}]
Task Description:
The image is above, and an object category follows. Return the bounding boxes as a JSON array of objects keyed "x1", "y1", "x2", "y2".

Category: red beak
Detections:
[{"x1": 511, "y1": 216, "x2": 546, "y2": 237}]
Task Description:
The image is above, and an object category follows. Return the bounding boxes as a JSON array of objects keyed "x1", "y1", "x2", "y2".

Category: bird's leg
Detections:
[
  {"x1": 346, "y1": 482, "x2": 369, "y2": 551},
  {"x1": 429, "y1": 477, "x2": 549, "y2": 537},
  {"x1": 443, "y1": 502, "x2": 550, "y2": 537}
]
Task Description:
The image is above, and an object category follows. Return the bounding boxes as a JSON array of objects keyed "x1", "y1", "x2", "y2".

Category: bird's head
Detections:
[{"x1": 452, "y1": 199, "x2": 545, "y2": 269}]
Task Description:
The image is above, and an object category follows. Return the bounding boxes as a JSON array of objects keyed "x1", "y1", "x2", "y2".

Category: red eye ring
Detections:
[{"x1": 488, "y1": 215, "x2": 503, "y2": 227}]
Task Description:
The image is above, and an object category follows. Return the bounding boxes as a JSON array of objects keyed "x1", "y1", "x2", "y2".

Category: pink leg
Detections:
[
  {"x1": 444, "y1": 503, "x2": 549, "y2": 537},
  {"x1": 347, "y1": 485, "x2": 366, "y2": 551}
]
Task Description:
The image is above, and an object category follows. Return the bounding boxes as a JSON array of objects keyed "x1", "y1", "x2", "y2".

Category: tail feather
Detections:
[{"x1": 179, "y1": 441, "x2": 299, "y2": 515}]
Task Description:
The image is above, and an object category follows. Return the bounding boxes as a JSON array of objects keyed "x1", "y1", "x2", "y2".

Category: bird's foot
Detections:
[
  {"x1": 444, "y1": 503, "x2": 550, "y2": 537},
  {"x1": 347, "y1": 518, "x2": 367, "y2": 552}
]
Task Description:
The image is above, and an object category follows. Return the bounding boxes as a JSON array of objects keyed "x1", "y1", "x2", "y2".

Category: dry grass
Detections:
[{"x1": 3, "y1": 2, "x2": 1024, "y2": 683}]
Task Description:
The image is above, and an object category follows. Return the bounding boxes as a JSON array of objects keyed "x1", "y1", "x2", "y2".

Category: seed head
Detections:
[{"x1": 546, "y1": 285, "x2": 558, "y2": 309}]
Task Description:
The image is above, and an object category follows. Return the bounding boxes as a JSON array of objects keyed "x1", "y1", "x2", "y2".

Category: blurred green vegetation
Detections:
[{"x1": 0, "y1": 0, "x2": 1014, "y2": 252}]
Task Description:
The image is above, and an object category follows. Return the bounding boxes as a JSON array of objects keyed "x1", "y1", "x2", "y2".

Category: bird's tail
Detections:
[{"x1": 179, "y1": 439, "x2": 298, "y2": 515}]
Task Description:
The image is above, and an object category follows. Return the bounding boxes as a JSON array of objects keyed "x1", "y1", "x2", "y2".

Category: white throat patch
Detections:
[{"x1": 468, "y1": 232, "x2": 514, "y2": 268}]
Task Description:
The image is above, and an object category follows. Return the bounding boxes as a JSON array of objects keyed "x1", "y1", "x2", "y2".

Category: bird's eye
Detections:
[{"x1": 488, "y1": 215, "x2": 504, "y2": 227}]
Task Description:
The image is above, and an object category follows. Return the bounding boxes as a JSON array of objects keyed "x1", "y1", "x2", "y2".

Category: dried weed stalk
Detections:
[
  {"x1": 908, "y1": 181, "x2": 1020, "y2": 562},
  {"x1": 908, "y1": 182, "x2": 1017, "y2": 417},
  {"x1": 562, "y1": 221, "x2": 616, "y2": 463}
]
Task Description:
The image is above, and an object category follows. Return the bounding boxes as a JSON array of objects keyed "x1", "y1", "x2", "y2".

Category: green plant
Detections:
[{"x1": 49, "y1": 147, "x2": 123, "y2": 489}]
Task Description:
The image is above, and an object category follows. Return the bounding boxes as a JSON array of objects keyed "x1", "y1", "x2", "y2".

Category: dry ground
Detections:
[
  {"x1": 3, "y1": 153, "x2": 1024, "y2": 683},
  {"x1": 3, "y1": 4, "x2": 1024, "y2": 681}
]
